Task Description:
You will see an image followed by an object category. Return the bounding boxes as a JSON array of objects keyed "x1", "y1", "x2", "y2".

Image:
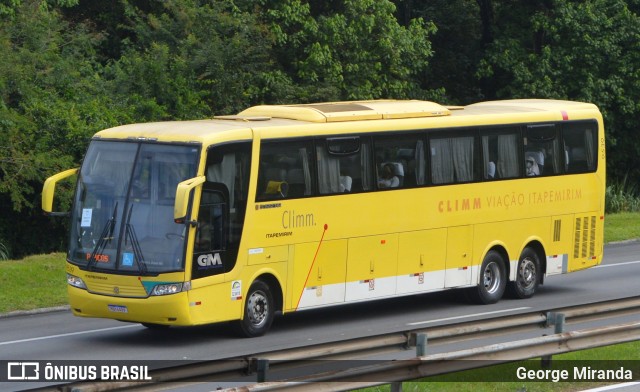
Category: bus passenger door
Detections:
[
  {"x1": 292, "y1": 240, "x2": 347, "y2": 310},
  {"x1": 345, "y1": 235, "x2": 398, "y2": 302},
  {"x1": 445, "y1": 226, "x2": 473, "y2": 288},
  {"x1": 191, "y1": 184, "x2": 231, "y2": 280},
  {"x1": 192, "y1": 142, "x2": 251, "y2": 281}
]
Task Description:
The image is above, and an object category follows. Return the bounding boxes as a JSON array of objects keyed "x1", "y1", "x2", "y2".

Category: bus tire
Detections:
[
  {"x1": 509, "y1": 247, "x2": 540, "y2": 299},
  {"x1": 469, "y1": 250, "x2": 506, "y2": 304},
  {"x1": 238, "y1": 280, "x2": 274, "y2": 338}
]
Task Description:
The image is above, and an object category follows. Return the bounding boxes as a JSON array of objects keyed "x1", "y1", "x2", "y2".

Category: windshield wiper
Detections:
[
  {"x1": 124, "y1": 205, "x2": 148, "y2": 274},
  {"x1": 87, "y1": 202, "x2": 118, "y2": 271}
]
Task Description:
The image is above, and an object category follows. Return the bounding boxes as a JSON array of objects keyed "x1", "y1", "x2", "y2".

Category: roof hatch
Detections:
[{"x1": 238, "y1": 100, "x2": 451, "y2": 123}]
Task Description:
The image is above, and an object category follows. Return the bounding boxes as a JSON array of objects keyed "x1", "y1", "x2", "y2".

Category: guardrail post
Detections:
[
  {"x1": 541, "y1": 335, "x2": 552, "y2": 369},
  {"x1": 416, "y1": 333, "x2": 428, "y2": 357},
  {"x1": 542, "y1": 313, "x2": 566, "y2": 368},
  {"x1": 554, "y1": 313, "x2": 566, "y2": 333},
  {"x1": 545, "y1": 311, "x2": 555, "y2": 328},
  {"x1": 256, "y1": 358, "x2": 269, "y2": 383},
  {"x1": 390, "y1": 381, "x2": 403, "y2": 392}
]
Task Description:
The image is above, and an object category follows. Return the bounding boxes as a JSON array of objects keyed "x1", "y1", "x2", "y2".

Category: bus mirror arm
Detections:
[
  {"x1": 42, "y1": 168, "x2": 79, "y2": 215},
  {"x1": 174, "y1": 175, "x2": 206, "y2": 223}
]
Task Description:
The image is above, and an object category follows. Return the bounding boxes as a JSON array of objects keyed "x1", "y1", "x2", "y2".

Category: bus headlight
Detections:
[
  {"x1": 67, "y1": 274, "x2": 87, "y2": 290},
  {"x1": 151, "y1": 282, "x2": 190, "y2": 296}
]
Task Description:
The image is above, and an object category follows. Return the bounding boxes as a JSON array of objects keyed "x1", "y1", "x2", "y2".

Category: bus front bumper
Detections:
[{"x1": 68, "y1": 286, "x2": 193, "y2": 326}]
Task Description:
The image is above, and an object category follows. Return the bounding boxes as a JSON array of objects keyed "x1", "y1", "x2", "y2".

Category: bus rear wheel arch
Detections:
[
  {"x1": 469, "y1": 250, "x2": 507, "y2": 304},
  {"x1": 509, "y1": 246, "x2": 541, "y2": 299}
]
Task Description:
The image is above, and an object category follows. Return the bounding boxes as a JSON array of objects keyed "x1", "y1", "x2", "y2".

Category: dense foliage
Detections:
[{"x1": 1, "y1": 0, "x2": 639, "y2": 258}]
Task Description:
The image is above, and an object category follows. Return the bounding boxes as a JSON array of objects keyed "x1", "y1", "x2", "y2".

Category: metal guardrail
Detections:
[
  {"x1": 230, "y1": 320, "x2": 640, "y2": 392},
  {"x1": 35, "y1": 296, "x2": 640, "y2": 392}
]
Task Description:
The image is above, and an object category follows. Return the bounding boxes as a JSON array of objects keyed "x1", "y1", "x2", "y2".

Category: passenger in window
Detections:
[
  {"x1": 526, "y1": 157, "x2": 540, "y2": 176},
  {"x1": 339, "y1": 175, "x2": 352, "y2": 192},
  {"x1": 487, "y1": 161, "x2": 496, "y2": 179},
  {"x1": 378, "y1": 163, "x2": 400, "y2": 188}
]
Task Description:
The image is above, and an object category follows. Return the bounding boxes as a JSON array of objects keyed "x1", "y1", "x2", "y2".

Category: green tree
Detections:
[
  {"x1": 97, "y1": 0, "x2": 291, "y2": 116},
  {"x1": 393, "y1": 0, "x2": 484, "y2": 104},
  {"x1": 250, "y1": 0, "x2": 441, "y2": 101},
  {"x1": 1, "y1": 0, "x2": 78, "y2": 18},
  {"x1": 0, "y1": 0, "x2": 114, "y2": 257}
]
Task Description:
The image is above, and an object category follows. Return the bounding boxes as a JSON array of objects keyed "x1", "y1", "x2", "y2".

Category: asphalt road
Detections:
[{"x1": 1, "y1": 241, "x2": 639, "y2": 390}]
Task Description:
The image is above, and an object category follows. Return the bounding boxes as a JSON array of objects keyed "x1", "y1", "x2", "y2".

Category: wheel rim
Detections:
[
  {"x1": 518, "y1": 257, "x2": 537, "y2": 290},
  {"x1": 247, "y1": 290, "x2": 269, "y2": 328},
  {"x1": 483, "y1": 261, "x2": 501, "y2": 294}
]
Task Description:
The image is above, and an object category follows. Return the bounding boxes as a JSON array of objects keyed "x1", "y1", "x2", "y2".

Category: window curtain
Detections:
[
  {"x1": 361, "y1": 142, "x2": 372, "y2": 190},
  {"x1": 549, "y1": 139, "x2": 560, "y2": 174},
  {"x1": 584, "y1": 129, "x2": 595, "y2": 169},
  {"x1": 452, "y1": 137, "x2": 474, "y2": 182},
  {"x1": 497, "y1": 134, "x2": 519, "y2": 178},
  {"x1": 316, "y1": 146, "x2": 341, "y2": 193},
  {"x1": 431, "y1": 138, "x2": 454, "y2": 184},
  {"x1": 415, "y1": 140, "x2": 425, "y2": 185},
  {"x1": 299, "y1": 148, "x2": 312, "y2": 195},
  {"x1": 482, "y1": 137, "x2": 490, "y2": 179}
]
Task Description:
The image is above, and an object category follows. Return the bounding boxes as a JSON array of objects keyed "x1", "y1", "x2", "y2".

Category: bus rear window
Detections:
[{"x1": 563, "y1": 121, "x2": 598, "y2": 173}]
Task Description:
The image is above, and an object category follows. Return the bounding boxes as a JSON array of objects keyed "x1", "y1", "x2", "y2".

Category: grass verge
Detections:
[
  {"x1": 363, "y1": 340, "x2": 640, "y2": 391},
  {"x1": 604, "y1": 212, "x2": 640, "y2": 243},
  {"x1": 0, "y1": 252, "x2": 67, "y2": 313}
]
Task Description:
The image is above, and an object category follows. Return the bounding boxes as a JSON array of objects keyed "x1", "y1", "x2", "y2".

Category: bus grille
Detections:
[
  {"x1": 87, "y1": 281, "x2": 148, "y2": 298},
  {"x1": 574, "y1": 215, "x2": 597, "y2": 259}
]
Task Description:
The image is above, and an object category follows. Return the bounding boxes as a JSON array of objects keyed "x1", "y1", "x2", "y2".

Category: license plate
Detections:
[{"x1": 108, "y1": 305, "x2": 128, "y2": 313}]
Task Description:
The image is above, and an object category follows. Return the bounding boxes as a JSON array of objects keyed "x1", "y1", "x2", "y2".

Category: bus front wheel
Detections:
[
  {"x1": 469, "y1": 250, "x2": 506, "y2": 304},
  {"x1": 238, "y1": 280, "x2": 274, "y2": 338},
  {"x1": 509, "y1": 247, "x2": 540, "y2": 299}
]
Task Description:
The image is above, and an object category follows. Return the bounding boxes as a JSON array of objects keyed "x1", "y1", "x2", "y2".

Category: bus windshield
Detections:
[{"x1": 69, "y1": 140, "x2": 199, "y2": 275}]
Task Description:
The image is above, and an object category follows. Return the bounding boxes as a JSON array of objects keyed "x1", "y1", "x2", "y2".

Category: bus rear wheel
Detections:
[
  {"x1": 469, "y1": 250, "x2": 506, "y2": 304},
  {"x1": 238, "y1": 280, "x2": 274, "y2": 338},
  {"x1": 509, "y1": 247, "x2": 540, "y2": 299}
]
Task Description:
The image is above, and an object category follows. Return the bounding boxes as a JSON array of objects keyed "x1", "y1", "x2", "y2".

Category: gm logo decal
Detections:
[{"x1": 197, "y1": 253, "x2": 222, "y2": 269}]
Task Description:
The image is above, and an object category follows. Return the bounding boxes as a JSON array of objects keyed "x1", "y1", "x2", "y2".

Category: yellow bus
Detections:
[{"x1": 42, "y1": 99, "x2": 605, "y2": 337}]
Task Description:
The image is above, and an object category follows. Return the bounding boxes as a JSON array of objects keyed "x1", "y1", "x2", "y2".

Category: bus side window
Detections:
[
  {"x1": 525, "y1": 124, "x2": 560, "y2": 176},
  {"x1": 373, "y1": 134, "x2": 425, "y2": 189},
  {"x1": 257, "y1": 141, "x2": 314, "y2": 201},
  {"x1": 317, "y1": 144, "x2": 343, "y2": 194},
  {"x1": 480, "y1": 129, "x2": 521, "y2": 180},
  {"x1": 430, "y1": 133, "x2": 475, "y2": 184},
  {"x1": 318, "y1": 136, "x2": 372, "y2": 194},
  {"x1": 563, "y1": 121, "x2": 598, "y2": 173}
]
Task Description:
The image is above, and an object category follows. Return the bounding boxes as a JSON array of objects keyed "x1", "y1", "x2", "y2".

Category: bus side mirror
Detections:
[
  {"x1": 42, "y1": 168, "x2": 78, "y2": 216},
  {"x1": 174, "y1": 175, "x2": 206, "y2": 223}
]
